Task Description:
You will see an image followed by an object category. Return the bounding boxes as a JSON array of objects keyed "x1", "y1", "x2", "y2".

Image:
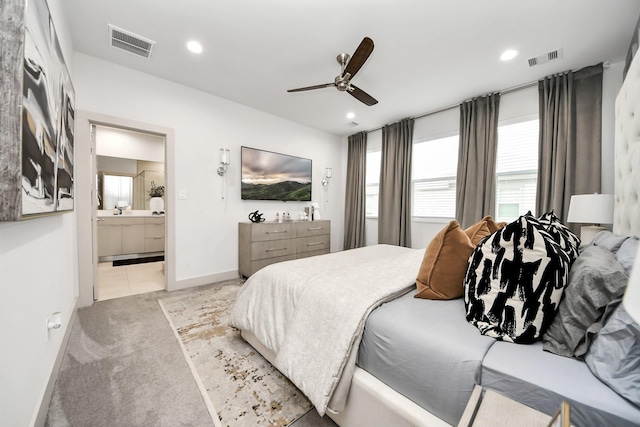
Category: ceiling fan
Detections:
[{"x1": 287, "y1": 37, "x2": 378, "y2": 106}]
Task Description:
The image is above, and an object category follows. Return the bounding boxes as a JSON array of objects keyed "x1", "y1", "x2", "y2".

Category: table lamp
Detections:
[{"x1": 566, "y1": 193, "x2": 614, "y2": 244}]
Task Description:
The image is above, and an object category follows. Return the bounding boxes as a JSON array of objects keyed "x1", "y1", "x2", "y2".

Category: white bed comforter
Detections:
[{"x1": 229, "y1": 244, "x2": 424, "y2": 416}]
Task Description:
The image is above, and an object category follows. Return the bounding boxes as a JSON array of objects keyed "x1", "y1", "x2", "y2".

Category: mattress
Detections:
[
  {"x1": 357, "y1": 292, "x2": 496, "y2": 425},
  {"x1": 481, "y1": 341, "x2": 640, "y2": 427}
]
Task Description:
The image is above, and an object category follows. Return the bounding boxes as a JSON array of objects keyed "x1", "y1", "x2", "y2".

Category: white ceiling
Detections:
[{"x1": 60, "y1": 0, "x2": 640, "y2": 137}]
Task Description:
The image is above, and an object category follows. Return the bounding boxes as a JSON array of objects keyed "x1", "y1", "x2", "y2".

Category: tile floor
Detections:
[{"x1": 97, "y1": 261, "x2": 165, "y2": 301}]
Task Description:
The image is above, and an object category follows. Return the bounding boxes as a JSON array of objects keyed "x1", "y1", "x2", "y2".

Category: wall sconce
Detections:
[
  {"x1": 322, "y1": 167, "x2": 332, "y2": 186},
  {"x1": 217, "y1": 148, "x2": 230, "y2": 200},
  {"x1": 217, "y1": 148, "x2": 230, "y2": 176}
]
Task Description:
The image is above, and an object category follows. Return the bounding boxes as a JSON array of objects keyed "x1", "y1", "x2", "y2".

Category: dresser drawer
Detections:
[
  {"x1": 296, "y1": 248, "x2": 330, "y2": 259},
  {"x1": 250, "y1": 222, "x2": 295, "y2": 242},
  {"x1": 296, "y1": 235, "x2": 330, "y2": 254},
  {"x1": 251, "y1": 239, "x2": 296, "y2": 261},
  {"x1": 296, "y1": 221, "x2": 330, "y2": 238},
  {"x1": 249, "y1": 255, "x2": 297, "y2": 276}
]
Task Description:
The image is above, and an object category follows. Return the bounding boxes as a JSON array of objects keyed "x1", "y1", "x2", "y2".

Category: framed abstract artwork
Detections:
[{"x1": 0, "y1": 0, "x2": 75, "y2": 220}]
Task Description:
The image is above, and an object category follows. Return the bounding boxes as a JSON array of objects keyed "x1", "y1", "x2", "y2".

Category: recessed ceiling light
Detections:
[
  {"x1": 500, "y1": 49, "x2": 519, "y2": 61},
  {"x1": 187, "y1": 40, "x2": 203, "y2": 54},
  {"x1": 346, "y1": 112, "x2": 355, "y2": 119}
]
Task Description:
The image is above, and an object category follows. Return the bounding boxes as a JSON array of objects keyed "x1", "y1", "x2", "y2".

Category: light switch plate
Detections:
[{"x1": 178, "y1": 189, "x2": 187, "y2": 200}]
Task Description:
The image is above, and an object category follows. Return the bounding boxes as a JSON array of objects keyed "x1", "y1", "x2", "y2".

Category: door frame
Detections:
[{"x1": 76, "y1": 110, "x2": 176, "y2": 307}]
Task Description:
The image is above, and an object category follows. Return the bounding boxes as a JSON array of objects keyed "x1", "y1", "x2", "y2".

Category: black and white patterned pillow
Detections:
[
  {"x1": 464, "y1": 215, "x2": 571, "y2": 343},
  {"x1": 537, "y1": 211, "x2": 581, "y2": 264}
]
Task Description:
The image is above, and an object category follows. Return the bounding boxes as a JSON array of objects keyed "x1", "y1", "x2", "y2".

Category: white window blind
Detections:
[
  {"x1": 365, "y1": 150, "x2": 381, "y2": 217},
  {"x1": 495, "y1": 119, "x2": 539, "y2": 223},
  {"x1": 412, "y1": 135, "x2": 459, "y2": 218}
]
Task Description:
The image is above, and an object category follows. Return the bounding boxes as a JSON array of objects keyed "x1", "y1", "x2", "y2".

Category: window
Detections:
[
  {"x1": 411, "y1": 135, "x2": 459, "y2": 218},
  {"x1": 365, "y1": 150, "x2": 381, "y2": 217},
  {"x1": 495, "y1": 119, "x2": 539, "y2": 223}
]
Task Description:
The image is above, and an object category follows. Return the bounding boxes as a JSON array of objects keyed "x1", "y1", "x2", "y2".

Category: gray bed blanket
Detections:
[{"x1": 229, "y1": 244, "x2": 423, "y2": 416}]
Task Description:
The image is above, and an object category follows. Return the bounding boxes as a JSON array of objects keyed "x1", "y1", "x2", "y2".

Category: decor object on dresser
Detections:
[
  {"x1": 238, "y1": 220, "x2": 330, "y2": 277},
  {"x1": 0, "y1": 0, "x2": 75, "y2": 220},
  {"x1": 241, "y1": 147, "x2": 311, "y2": 201},
  {"x1": 247, "y1": 210, "x2": 265, "y2": 223},
  {"x1": 566, "y1": 193, "x2": 614, "y2": 244}
]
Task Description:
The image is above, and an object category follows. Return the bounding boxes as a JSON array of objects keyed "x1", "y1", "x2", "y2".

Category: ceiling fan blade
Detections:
[
  {"x1": 348, "y1": 85, "x2": 378, "y2": 106},
  {"x1": 287, "y1": 83, "x2": 335, "y2": 93},
  {"x1": 343, "y1": 37, "x2": 374, "y2": 80}
]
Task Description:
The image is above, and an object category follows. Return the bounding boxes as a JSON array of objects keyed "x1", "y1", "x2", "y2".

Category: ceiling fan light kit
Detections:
[{"x1": 287, "y1": 37, "x2": 378, "y2": 106}]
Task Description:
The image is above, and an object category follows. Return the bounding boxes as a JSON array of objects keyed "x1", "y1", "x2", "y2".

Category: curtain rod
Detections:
[{"x1": 363, "y1": 80, "x2": 539, "y2": 134}]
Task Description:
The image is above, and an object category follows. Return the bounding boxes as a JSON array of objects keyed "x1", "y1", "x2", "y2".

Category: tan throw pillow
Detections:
[
  {"x1": 415, "y1": 220, "x2": 479, "y2": 300},
  {"x1": 465, "y1": 220, "x2": 492, "y2": 246},
  {"x1": 481, "y1": 215, "x2": 507, "y2": 233}
]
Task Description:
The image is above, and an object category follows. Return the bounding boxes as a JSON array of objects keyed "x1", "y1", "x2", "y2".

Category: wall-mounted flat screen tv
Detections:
[{"x1": 241, "y1": 146, "x2": 312, "y2": 201}]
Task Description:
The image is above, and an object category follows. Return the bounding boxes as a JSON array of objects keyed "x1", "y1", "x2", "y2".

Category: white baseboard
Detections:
[
  {"x1": 31, "y1": 297, "x2": 78, "y2": 427},
  {"x1": 170, "y1": 270, "x2": 239, "y2": 291}
]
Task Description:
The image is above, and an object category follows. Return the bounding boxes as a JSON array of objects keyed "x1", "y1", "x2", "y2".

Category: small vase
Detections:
[{"x1": 149, "y1": 197, "x2": 164, "y2": 214}]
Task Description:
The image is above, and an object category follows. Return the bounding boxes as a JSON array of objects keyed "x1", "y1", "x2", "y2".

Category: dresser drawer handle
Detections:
[
  {"x1": 266, "y1": 247, "x2": 287, "y2": 252},
  {"x1": 266, "y1": 230, "x2": 288, "y2": 234},
  {"x1": 307, "y1": 227, "x2": 324, "y2": 231},
  {"x1": 307, "y1": 242, "x2": 324, "y2": 246}
]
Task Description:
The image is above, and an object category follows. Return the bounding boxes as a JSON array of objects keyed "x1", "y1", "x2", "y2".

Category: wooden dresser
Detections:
[{"x1": 238, "y1": 220, "x2": 330, "y2": 277}]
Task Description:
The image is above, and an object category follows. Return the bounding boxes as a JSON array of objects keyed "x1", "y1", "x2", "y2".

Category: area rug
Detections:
[{"x1": 158, "y1": 280, "x2": 312, "y2": 427}]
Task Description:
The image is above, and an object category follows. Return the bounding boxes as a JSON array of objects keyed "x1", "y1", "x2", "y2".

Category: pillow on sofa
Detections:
[
  {"x1": 537, "y1": 211, "x2": 580, "y2": 264},
  {"x1": 585, "y1": 304, "x2": 640, "y2": 407},
  {"x1": 464, "y1": 215, "x2": 571, "y2": 343},
  {"x1": 415, "y1": 220, "x2": 491, "y2": 300},
  {"x1": 543, "y1": 245, "x2": 629, "y2": 359}
]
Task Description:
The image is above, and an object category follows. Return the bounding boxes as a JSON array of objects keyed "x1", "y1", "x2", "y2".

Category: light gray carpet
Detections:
[{"x1": 45, "y1": 282, "x2": 337, "y2": 427}]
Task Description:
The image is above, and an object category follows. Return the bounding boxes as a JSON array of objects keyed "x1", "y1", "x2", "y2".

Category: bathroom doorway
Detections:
[{"x1": 93, "y1": 124, "x2": 166, "y2": 301}]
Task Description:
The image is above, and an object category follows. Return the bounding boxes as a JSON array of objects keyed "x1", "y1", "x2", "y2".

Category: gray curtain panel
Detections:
[
  {"x1": 456, "y1": 93, "x2": 500, "y2": 229},
  {"x1": 378, "y1": 118, "x2": 414, "y2": 247},
  {"x1": 343, "y1": 131, "x2": 367, "y2": 250},
  {"x1": 536, "y1": 64, "x2": 603, "y2": 228}
]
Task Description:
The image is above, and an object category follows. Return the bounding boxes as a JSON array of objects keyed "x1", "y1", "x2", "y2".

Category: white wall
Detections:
[
  {"x1": 95, "y1": 126, "x2": 165, "y2": 162},
  {"x1": 0, "y1": 0, "x2": 79, "y2": 426},
  {"x1": 72, "y1": 53, "x2": 344, "y2": 285}
]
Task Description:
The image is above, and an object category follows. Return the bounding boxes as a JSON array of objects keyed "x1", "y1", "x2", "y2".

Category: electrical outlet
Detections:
[{"x1": 46, "y1": 312, "x2": 62, "y2": 342}]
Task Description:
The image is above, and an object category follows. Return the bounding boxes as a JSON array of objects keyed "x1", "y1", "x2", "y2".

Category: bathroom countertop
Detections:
[{"x1": 97, "y1": 210, "x2": 165, "y2": 218}]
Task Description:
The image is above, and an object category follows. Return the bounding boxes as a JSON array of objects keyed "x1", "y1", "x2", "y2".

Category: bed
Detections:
[{"x1": 230, "y1": 52, "x2": 640, "y2": 427}]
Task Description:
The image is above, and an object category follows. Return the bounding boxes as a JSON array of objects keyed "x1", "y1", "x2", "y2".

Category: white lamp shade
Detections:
[
  {"x1": 566, "y1": 194, "x2": 614, "y2": 224},
  {"x1": 623, "y1": 248, "x2": 640, "y2": 323},
  {"x1": 219, "y1": 148, "x2": 230, "y2": 165}
]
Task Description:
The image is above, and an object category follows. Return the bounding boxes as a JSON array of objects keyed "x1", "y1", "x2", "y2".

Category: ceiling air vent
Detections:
[
  {"x1": 347, "y1": 121, "x2": 359, "y2": 127},
  {"x1": 108, "y1": 24, "x2": 155, "y2": 59},
  {"x1": 528, "y1": 48, "x2": 563, "y2": 67}
]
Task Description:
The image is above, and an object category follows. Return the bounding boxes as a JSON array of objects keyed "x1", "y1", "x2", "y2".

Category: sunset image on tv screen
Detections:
[{"x1": 241, "y1": 147, "x2": 312, "y2": 201}]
